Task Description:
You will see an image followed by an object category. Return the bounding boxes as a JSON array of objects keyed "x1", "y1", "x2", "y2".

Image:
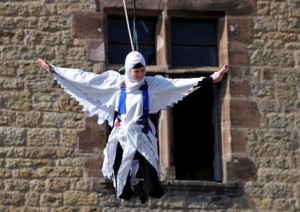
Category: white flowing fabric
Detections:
[{"x1": 50, "y1": 51, "x2": 205, "y2": 197}]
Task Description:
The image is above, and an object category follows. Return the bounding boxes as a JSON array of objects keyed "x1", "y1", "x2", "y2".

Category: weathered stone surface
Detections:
[
  {"x1": 71, "y1": 12, "x2": 103, "y2": 40},
  {"x1": 226, "y1": 157, "x2": 257, "y2": 181},
  {"x1": 77, "y1": 116, "x2": 108, "y2": 153},
  {"x1": 230, "y1": 80, "x2": 249, "y2": 97},
  {"x1": 0, "y1": 191, "x2": 24, "y2": 206},
  {"x1": 25, "y1": 191, "x2": 40, "y2": 206},
  {"x1": 83, "y1": 155, "x2": 103, "y2": 177},
  {"x1": 4, "y1": 179, "x2": 30, "y2": 191},
  {"x1": 63, "y1": 191, "x2": 97, "y2": 205},
  {"x1": 101, "y1": 0, "x2": 164, "y2": 11},
  {"x1": 40, "y1": 193, "x2": 62, "y2": 207},
  {"x1": 45, "y1": 178, "x2": 70, "y2": 191},
  {"x1": 0, "y1": 0, "x2": 300, "y2": 211},
  {"x1": 228, "y1": 42, "x2": 249, "y2": 65},
  {"x1": 231, "y1": 100, "x2": 261, "y2": 128},
  {"x1": 1, "y1": 128, "x2": 26, "y2": 146},
  {"x1": 228, "y1": 16, "x2": 254, "y2": 44},
  {"x1": 168, "y1": 0, "x2": 253, "y2": 14},
  {"x1": 230, "y1": 129, "x2": 246, "y2": 154},
  {"x1": 27, "y1": 128, "x2": 59, "y2": 146},
  {"x1": 38, "y1": 167, "x2": 82, "y2": 178},
  {"x1": 85, "y1": 39, "x2": 105, "y2": 62}
]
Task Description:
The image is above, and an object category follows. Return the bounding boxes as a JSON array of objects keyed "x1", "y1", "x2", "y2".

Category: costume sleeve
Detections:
[
  {"x1": 50, "y1": 65, "x2": 123, "y2": 126},
  {"x1": 197, "y1": 76, "x2": 213, "y2": 86},
  {"x1": 147, "y1": 75, "x2": 207, "y2": 113}
]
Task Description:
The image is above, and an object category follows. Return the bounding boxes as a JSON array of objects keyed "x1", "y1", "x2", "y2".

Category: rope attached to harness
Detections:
[
  {"x1": 119, "y1": 0, "x2": 139, "y2": 73},
  {"x1": 122, "y1": 0, "x2": 138, "y2": 51},
  {"x1": 122, "y1": 0, "x2": 134, "y2": 51},
  {"x1": 132, "y1": 0, "x2": 138, "y2": 51}
]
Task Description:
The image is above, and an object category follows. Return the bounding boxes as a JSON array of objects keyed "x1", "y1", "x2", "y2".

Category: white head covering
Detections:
[{"x1": 124, "y1": 51, "x2": 146, "y2": 92}]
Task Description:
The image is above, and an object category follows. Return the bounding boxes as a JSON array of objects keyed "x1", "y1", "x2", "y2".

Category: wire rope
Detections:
[{"x1": 122, "y1": 0, "x2": 134, "y2": 51}]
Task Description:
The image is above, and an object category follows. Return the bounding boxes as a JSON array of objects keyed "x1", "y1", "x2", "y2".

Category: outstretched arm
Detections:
[{"x1": 37, "y1": 58, "x2": 55, "y2": 73}]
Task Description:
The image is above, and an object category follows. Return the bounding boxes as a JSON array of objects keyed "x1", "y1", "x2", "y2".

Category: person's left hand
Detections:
[{"x1": 211, "y1": 64, "x2": 228, "y2": 83}]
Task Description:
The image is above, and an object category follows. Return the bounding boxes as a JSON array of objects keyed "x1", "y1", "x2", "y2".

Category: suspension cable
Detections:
[
  {"x1": 132, "y1": 0, "x2": 138, "y2": 51},
  {"x1": 122, "y1": 0, "x2": 134, "y2": 51}
]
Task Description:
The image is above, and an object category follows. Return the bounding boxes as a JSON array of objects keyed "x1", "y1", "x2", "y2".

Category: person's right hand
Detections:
[
  {"x1": 211, "y1": 64, "x2": 228, "y2": 83},
  {"x1": 37, "y1": 58, "x2": 55, "y2": 73}
]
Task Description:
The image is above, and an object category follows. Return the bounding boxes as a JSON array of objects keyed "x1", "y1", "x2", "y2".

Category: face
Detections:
[{"x1": 130, "y1": 67, "x2": 146, "y2": 82}]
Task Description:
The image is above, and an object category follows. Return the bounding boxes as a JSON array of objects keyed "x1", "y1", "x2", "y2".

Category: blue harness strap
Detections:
[
  {"x1": 137, "y1": 81, "x2": 149, "y2": 125},
  {"x1": 117, "y1": 81, "x2": 150, "y2": 133},
  {"x1": 118, "y1": 82, "x2": 127, "y2": 114}
]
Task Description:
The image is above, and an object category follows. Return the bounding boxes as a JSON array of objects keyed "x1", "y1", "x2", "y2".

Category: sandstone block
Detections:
[
  {"x1": 166, "y1": 0, "x2": 255, "y2": 15},
  {"x1": 13, "y1": 168, "x2": 38, "y2": 178},
  {"x1": 257, "y1": 1, "x2": 270, "y2": 15},
  {"x1": 38, "y1": 167, "x2": 82, "y2": 178},
  {"x1": 40, "y1": 193, "x2": 63, "y2": 207},
  {"x1": 69, "y1": 178, "x2": 90, "y2": 191},
  {"x1": 85, "y1": 39, "x2": 105, "y2": 62},
  {"x1": 25, "y1": 148, "x2": 57, "y2": 159},
  {"x1": 264, "y1": 183, "x2": 294, "y2": 198},
  {"x1": 0, "y1": 91, "x2": 32, "y2": 111},
  {"x1": 231, "y1": 100, "x2": 260, "y2": 128},
  {"x1": 45, "y1": 178, "x2": 70, "y2": 191},
  {"x1": 228, "y1": 42, "x2": 248, "y2": 65},
  {"x1": 78, "y1": 116, "x2": 108, "y2": 153},
  {"x1": 32, "y1": 94, "x2": 58, "y2": 112},
  {"x1": 51, "y1": 207, "x2": 78, "y2": 212},
  {"x1": 252, "y1": 198, "x2": 273, "y2": 210},
  {"x1": 0, "y1": 78, "x2": 24, "y2": 90},
  {"x1": 55, "y1": 158, "x2": 83, "y2": 167},
  {"x1": 25, "y1": 191, "x2": 39, "y2": 206},
  {"x1": 27, "y1": 128, "x2": 59, "y2": 147},
  {"x1": 4, "y1": 179, "x2": 30, "y2": 191},
  {"x1": 16, "y1": 111, "x2": 41, "y2": 128},
  {"x1": 227, "y1": 16, "x2": 253, "y2": 44},
  {"x1": 230, "y1": 129, "x2": 246, "y2": 154},
  {"x1": 101, "y1": 0, "x2": 164, "y2": 11},
  {"x1": 0, "y1": 169, "x2": 12, "y2": 178},
  {"x1": 71, "y1": 11, "x2": 103, "y2": 40},
  {"x1": 60, "y1": 129, "x2": 77, "y2": 148},
  {"x1": 230, "y1": 80, "x2": 249, "y2": 97},
  {"x1": 64, "y1": 191, "x2": 97, "y2": 205},
  {"x1": 1, "y1": 128, "x2": 26, "y2": 146},
  {"x1": 84, "y1": 156, "x2": 103, "y2": 177},
  {"x1": 29, "y1": 179, "x2": 45, "y2": 192},
  {"x1": 56, "y1": 148, "x2": 77, "y2": 158},
  {"x1": 0, "y1": 191, "x2": 24, "y2": 206}
]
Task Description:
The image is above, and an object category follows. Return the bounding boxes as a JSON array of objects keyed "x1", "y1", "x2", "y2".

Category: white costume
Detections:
[{"x1": 50, "y1": 51, "x2": 206, "y2": 198}]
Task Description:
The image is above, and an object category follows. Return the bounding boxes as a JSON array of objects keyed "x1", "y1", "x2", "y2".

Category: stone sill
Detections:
[
  {"x1": 97, "y1": 179, "x2": 242, "y2": 197},
  {"x1": 162, "y1": 180, "x2": 242, "y2": 197}
]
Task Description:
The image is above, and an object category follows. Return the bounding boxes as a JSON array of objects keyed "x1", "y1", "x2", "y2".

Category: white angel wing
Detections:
[
  {"x1": 146, "y1": 75, "x2": 203, "y2": 113},
  {"x1": 51, "y1": 66, "x2": 123, "y2": 127}
]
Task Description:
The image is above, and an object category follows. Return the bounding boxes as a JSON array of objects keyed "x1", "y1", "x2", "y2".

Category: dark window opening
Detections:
[
  {"x1": 172, "y1": 73, "x2": 222, "y2": 182},
  {"x1": 171, "y1": 18, "x2": 218, "y2": 67},
  {"x1": 107, "y1": 16, "x2": 157, "y2": 65}
]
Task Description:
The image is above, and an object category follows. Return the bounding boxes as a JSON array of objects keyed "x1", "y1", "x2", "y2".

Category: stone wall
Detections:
[{"x1": 0, "y1": 0, "x2": 299, "y2": 211}]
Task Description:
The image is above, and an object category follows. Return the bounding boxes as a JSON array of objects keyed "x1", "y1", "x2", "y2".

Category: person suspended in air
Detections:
[{"x1": 37, "y1": 51, "x2": 228, "y2": 204}]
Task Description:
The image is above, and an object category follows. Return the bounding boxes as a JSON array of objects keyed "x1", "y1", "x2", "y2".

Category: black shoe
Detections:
[
  {"x1": 148, "y1": 183, "x2": 165, "y2": 199},
  {"x1": 134, "y1": 181, "x2": 148, "y2": 204},
  {"x1": 138, "y1": 190, "x2": 148, "y2": 204}
]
